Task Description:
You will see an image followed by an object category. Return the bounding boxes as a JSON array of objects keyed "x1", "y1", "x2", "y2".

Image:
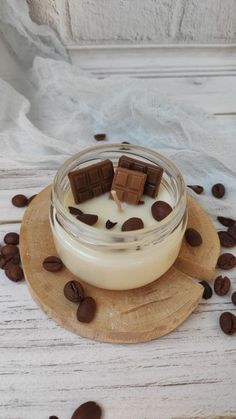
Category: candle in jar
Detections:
[
  {"x1": 50, "y1": 146, "x2": 187, "y2": 290},
  {"x1": 64, "y1": 184, "x2": 174, "y2": 231}
]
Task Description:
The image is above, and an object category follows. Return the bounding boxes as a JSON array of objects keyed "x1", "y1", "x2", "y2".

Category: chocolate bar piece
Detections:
[
  {"x1": 68, "y1": 159, "x2": 114, "y2": 204},
  {"x1": 111, "y1": 167, "x2": 147, "y2": 205},
  {"x1": 118, "y1": 155, "x2": 163, "y2": 198}
]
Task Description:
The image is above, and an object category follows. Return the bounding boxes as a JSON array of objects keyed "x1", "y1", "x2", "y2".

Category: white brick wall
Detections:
[{"x1": 27, "y1": 0, "x2": 236, "y2": 45}]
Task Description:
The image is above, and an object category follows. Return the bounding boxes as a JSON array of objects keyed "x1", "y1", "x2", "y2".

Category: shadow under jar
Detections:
[{"x1": 50, "y1": 144, "x2": 187, "y2": 290}]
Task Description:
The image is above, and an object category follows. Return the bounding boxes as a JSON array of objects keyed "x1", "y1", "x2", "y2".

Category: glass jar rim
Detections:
[{"x1": 52, "y1": 144, "x2": 186, "y2": 247}]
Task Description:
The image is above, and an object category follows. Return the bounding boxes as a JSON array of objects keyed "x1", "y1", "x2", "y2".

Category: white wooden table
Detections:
[{"x1": 0, "y1": 43, "x2": 236, "y2": 419}]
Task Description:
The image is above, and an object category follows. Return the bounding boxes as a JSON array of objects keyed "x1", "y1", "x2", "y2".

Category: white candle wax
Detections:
[
  {"x1": 51, "y1": 181, "x2": 186, "y2": 290},
  {"x1": 64, "y1": 183, "x2": 174, "y2": 230}
]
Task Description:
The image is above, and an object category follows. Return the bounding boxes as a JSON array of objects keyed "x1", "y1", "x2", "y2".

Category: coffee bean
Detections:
[
  {"x1": 105, "y1": 219, "x2": 117, "y2": 230},
  {"x1": 76, "y1": 213, "x2": 98, "y2": 226},
  {"x1": 64, "y1": 280, "x2": 84, "y2": 303},
  {"x1": 219, "y1": 312, "x2": 236, "y2": 335},
  {"x1": 68, "y1": 206, "x2": 83, "y2": 216},
  {"x1": 217, "y1": 253, "x2": 236, "y2": 270},
  {"x1": 185, "y1": 228, "x2": 202, "y2": 247},
  {"x1": 217, "y1": 216, "x2": 235, "y2": 227},
  {"x1": 231, "y1": 291, "x2": 236, "y2": 305},
  {"x1": 121, "y1": 217, "x2": 144, "y2": 231},
  {"x1": 5, "y1": 265, "x2": 24, "y2": 282},
  {"x1": 4, "y1": 232, "x2": 19, "y2": 245},
  {"x1": 138, "y1": 200, "x2": 145, "y2": 205},
  {"x1": 214, "y1": 275, "x2": 231, "y2": 296},
  {"x1": 43, "y1": 256, "x2": 63, "y2": 272},
  {"x1": 151, "y1": 201, "x2": 173, "y2": 222},
  {"x1": 227, "y1": 225, "x2": 236, "y2": 242},
  {"x1": 27, "y1": 194, "x2": 37, "y2": 205},
  {"x1": 199, "y1": 280, "x2": 213, "y2": 299},
  {"x1": 94, "y1": 133, "x2": 106, "y2": 141},
  {"x1": 187, "y1": 185, "x2": 204, "y2": 194},
  {"x1": 77, "y1": 297, "x2": 96, "y2": 323},
  {"x1": 49, "y1": 416, "x2": 59, "y2": 419},
  {"x1": 212, "y1": 183, "x2": 225, "y2": 199},
  {"x1": 121, "y1": 141, "x2": 130, "y2": 144},
  {"x1": 12, "y1": 194, "x2": 28, "y2": 207},
  {"x1": 0, "y1": 253, "x2": 20, "y2": 270},
  {"x1": 1, "y1": 244, "x2": 19, "y2": 258},
  {"x1": 218, "y1": 231, "x2": 235, "y2": 248},
  {"x1": 71, "y1": 401, "x2": 102, "y2": 419}
]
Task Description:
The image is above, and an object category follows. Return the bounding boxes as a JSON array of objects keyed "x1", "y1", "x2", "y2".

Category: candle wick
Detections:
[{"x1": 111, "y1": 190, "x2": 123, "y2": 213}]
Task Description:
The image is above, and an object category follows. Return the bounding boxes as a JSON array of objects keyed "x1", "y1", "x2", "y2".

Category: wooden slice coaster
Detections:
[{"x1": 20, "y1": 186, "x2": 219, "y2": 343}]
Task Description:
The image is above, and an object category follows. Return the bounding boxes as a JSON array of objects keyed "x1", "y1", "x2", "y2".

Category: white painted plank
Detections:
[{"x1": 0, "y1": 215, "x2": 235, "y2": 419}]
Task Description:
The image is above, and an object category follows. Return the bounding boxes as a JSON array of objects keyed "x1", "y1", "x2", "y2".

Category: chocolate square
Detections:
[
  {"x1": 111, "y1": 167, "x2": 147, "y2": 205},
  {"x1": 68, "y1": 159, "x2": 114, "y2": 204},
  {"x1": 118, "y1": 155, "x2": 163, "y2": 198}
]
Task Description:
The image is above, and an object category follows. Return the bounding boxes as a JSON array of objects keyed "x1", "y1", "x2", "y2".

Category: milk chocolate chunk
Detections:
[
  {"x1": 111, "y1": 167, "x2": 146, "y2": 205},
  {"x1": 118, "y1": 155, "x2": 163, "y2": 198},
  {"x1": 68, "y1": 159, "x2": 114, "y2": 204}
]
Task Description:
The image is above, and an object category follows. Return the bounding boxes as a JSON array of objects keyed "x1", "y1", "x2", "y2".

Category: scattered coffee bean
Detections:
[
  {"x1": 217, "y1": 253, "x2": 236, "y2": 270},
  {"x1": 138, "y1": 200, "x2": 145, "y2": 205},
  {"x1": 68, "y1": 206, "x2": 83, "y2": 216},
  {"x1": 64, "y1": 280, "x2": 84, "y2": 303},
  {"x1": 231, "y1": 291, "x2": 236, "y2": 305},
  {"x1": 121, "y1": 141, "x2": 130, "y2": 144},
  {"x1": 105, "y1": 219, "x2": 117, "y2": 230},
  {"x1": 185, "y1": 228, "x2": 202, "y2": 247},
  {"x1": 1, "y1": 244, "x2": 19, "y2": 258},
  {"x1": 76, "y1": 213, "x2": 98, "y2": 226},
  {"x1": 4, "y1": 232, "x2": 19, "y2": 245},
  {"x1": 151, "y1": 201, "x2": 173, "y2": 222},
  {"x1": 217, "y1": 216, "x2": 235, "y2": 227},
  {"x1": 0, "y1": 253, "x2": 20, "y2": 270},
  {"x1": 49, "y1": 416, "x2": 59, "y2": 419},
  {"x1": 94, "y1": 133, "x2": 106, "y2": 141},
  {"x1": 218, "y1": 231, "x2": 235, "y2": 248},
  {"x1": 187, "y1": 185, "x2": 204, "y2": 194},
  {"x1": 199, "y1": 280, "x2": 213, "y2": 299},
  {"x1": 121, "y1": 217, "x2": 144, "y2": 231},
  {"x1": 71, "y1": 401, "x2": 102, "y2": 419},
  {"x1": 219, "y1": 312, "x2": 236, "y2": 335},
  {"x1": 214, "y1": 275, "x2": 231, "y2": 296},
  {"x1": 43, "y1": 256, "x2": 63, "y2": 272},
  {"x1": 5, "y1": 265, "x2": 24, "y2": 282},
  {"x1": 227, "y1": 224, "x2": 236, "y2": 242},
  {"x1": 77, "y1": 297, "x2": 96, "y2": 323},
  {"x1": 212, "y1": 183, "x2": 225, "y2": 199},
  {"x1": 12, "y1": 194, "x2": 28, "y2": 207},
  {"x1": 27, "y1": 194, "x2": 37, "y2": 205}
]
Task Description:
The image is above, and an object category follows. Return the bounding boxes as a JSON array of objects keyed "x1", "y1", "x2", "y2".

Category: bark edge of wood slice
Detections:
[{"x1": 20, "y1": 186, "x2": 218, "y2": 343}]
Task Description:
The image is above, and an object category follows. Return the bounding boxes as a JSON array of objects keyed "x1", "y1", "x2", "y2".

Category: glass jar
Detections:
[{"x1": 50, "y1": 144, "x2": 187, "y2": 290}]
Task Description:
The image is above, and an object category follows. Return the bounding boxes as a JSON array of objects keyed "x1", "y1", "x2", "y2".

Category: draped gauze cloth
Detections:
[{"x1": 0, "y1": 0, "x2": 235, "y2": 219}]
